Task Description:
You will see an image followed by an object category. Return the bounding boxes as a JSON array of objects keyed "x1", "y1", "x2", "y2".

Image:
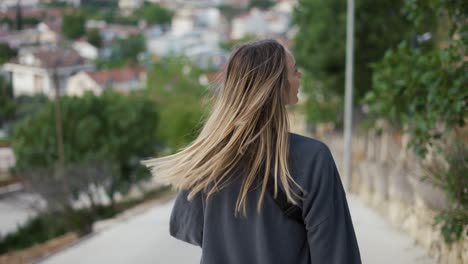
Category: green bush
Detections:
[
  {"x1": 425, "y1": 139, "x2": 468, "y2": 243},
  {"x1": 364, "y1": 0, "x2": 467, "y2": 243},
  {"x1": 0, "y1": 212, "x2": 68, "y2": 254}
]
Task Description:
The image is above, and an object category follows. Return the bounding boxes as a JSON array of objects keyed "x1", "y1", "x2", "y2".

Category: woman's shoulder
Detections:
[
  {"x1": 287, "y1": 132, "x2": 336, "y2": 173},
  {"x1": 287, "y1": 132, "x2": 339, "y2": 194},
  {"x1": 288, "y1": 132, "x2": 331, "y2": 157}
]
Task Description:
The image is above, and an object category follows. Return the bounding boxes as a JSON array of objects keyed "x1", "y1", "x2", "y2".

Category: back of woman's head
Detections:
[
  {"x1": 143, "y1": 38, "x2": 301, "y2": 216},
  {"x1": 220, "y1": 39, "x2": 289, "y2": 116}
]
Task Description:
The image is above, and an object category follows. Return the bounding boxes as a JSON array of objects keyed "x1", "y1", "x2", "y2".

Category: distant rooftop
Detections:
[
  {"x1": 9, "y1": 48, "x2": 87, "y2": 68},
  {"x1": 86, "y1": 66, "x2": 146, "y2": 86}
]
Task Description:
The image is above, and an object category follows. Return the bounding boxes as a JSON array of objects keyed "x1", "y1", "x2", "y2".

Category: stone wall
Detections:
[{"x1": 320, "y1": 129, "x2": 467, "y2": 264}]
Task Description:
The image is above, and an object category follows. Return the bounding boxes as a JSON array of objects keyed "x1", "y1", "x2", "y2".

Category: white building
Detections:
[
  {"x1": 194, "y1": 7, "x2": 221, "y2": 28},
  {"x1": 147, "y1": 6, "x2": 228, "y2": 69},
  {"x1": 0, "y1": 0, "x2": 39, "y2": 10},
  {"x1": 36, "y1": 22, "x2": 61, "y2": 45},
  {"x1": 231, "y1": 9, "x2": 267, "y2": 39},
  {"x1": 0, "y1": 148, "x2": 15, "y2": 173},
  {"x1": 147, "y1": 29, "x2": 226, "y2": 68},
  {"x1": 119, "y1": 0, "x2": 143, "y2": 16},
  {"x1": 67, "y1": 66, "x2": 146, "y2": 96},
  {"x1": 0, "y1": 21, "x2": 62, "y2": 50},
  {"x1": 171, "y1": 9, "x2": 196, "y2": 36},
  {"x1": 72, "y1": 40, "x2": 99, "y2": 60},
  {"x1": 2, "y1": 48, "x2": 94, "y2": 98},
  {"x1": 230, "y1": 8, "x2": 291, "y2": 39},
  {"x1": 0, "y1": 29, "x2": 39, "y2": 49},
  {"x1": 273, "y1": 0, "x2": 296, "y2": 14}
]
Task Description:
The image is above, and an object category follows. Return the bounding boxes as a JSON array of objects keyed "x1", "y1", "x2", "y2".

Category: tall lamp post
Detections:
[
  {"x1": 52, "y1": 66, "x2": 65, "y2": 168},
  {"x1": 343, "y1": 0, "x2": 355, "y2": 192}
]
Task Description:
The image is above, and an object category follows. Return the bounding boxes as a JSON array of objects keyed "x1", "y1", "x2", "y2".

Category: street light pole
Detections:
[
  {"x1": 53, "y1": 67, "x2": 65, "y2": 168},
  {"x1": 343, "y1": 0, "x2": 355, "y2": 192}
]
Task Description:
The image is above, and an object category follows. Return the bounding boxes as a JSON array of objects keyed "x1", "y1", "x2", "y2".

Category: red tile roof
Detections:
[{"x1": 86, "y1": 66, "x2": 146, "y2": 86}]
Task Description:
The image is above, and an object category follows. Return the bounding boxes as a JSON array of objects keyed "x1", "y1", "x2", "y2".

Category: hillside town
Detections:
[
  {"x1": 0, "y1": 0, "x2": 296, "y2": 171},
  {"x1": 0, "y1": 1, "x2": 466, "y2": 263}
]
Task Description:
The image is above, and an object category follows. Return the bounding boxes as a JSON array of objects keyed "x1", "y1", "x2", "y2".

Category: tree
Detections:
[
  {"x1": 15, "y1": 1, "x2": 22, "y2": 30},
  {"x1": 0, "y1": 17, "x2": 14, "y2": 29},
  {"x1": 62, "y1": 12, "x2": 86, "y2": 39},
  {"x1": 96, "y1": 35, "x2": 146, "y2": 69},
  {"x1": 116, "y1": 35, "x2": 146, "y2": 60},
  {"x1": 292, "y1": 0, "x2": 412, "y2": 123},
  {"x1": 0, "y1": 43, "x2": 18, "y2": 64},
  {"x1": 134, "y1": 2, "x2": 174, "y2": 25},
  {"x1": 363, "y1": 0, "x2": 467, "y2": 244},
  {"x1": 22, "y1": 17, "x2": 40, "y2": 27},
  {"x1": 364, "y1": 0, "x2": 466, "y2": 157},
  {"x1": 220, "y1": 35, "x2": 257, "y2": 51},
  {"x1": 12, "y1": 91, "x2": 159, "y2": 202},
  {"x1": 0, "y1": 76, "x2": 15, "y2": 128},
  {"x1": 144, "y1": 57, "x2": 209, "y2": 151},
  {"x1": 14, "y1": 94, "x2": 49, "y2": 121},
  {"x1": 249, "y1": 0, "x2": 275, "y2": 10},
  {"x1": 86, "y1": 29, "x2": 102, "y2": 48},
  {"x1": 218, "y1": 4, "x2": 245, "y2": 22}
]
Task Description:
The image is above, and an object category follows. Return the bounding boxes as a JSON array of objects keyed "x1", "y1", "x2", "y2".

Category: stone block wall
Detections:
[{"x1": 320, "y1": 130, "x2": 467, "y2": 264}]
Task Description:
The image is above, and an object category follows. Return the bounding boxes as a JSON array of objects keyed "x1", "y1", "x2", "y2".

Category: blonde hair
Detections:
[{"x1": 142, "y1": 39, "x2": 302, "y2": 216}]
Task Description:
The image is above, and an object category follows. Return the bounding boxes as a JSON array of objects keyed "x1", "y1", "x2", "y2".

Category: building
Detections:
[
  {"x1": 2, "y1": 48, "x2": 94, "y2": 97},
  {"x1": 36, "y1": 22, "x2": 62, "y2": 45},
  {"x1": 0, "y1": 0, "x2": 39, "y2": 10},
  {"x1": 147, "y1": 7, "x2": 228, "y2": 69},
  {"x1": 0, "y1": 148, "x2": 15, "y2": 173},
  {"x1": 0, "y1": 21, "x2": 62, "y2": 49},
  {"x1": 0, "y1": 29, "x2": 39, "y2": 49},
  {"x1": 72, "y1": 39, "x2": 99, "y2": 60},
  {"x1": 66, "y1": 66, "x2": 146, "y2": 96},
  {"x1": 119, "y1": 0, "x2": 143, "y2": 16},
  {"x1": 171, "y1": 9, "x2": 196, "y2": 36},
  {"x1": 230, "y1": 8, "x2": 291, "y2": 39}
]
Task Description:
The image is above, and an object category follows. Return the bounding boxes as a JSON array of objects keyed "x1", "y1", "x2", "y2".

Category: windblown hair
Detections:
[{"x1": 142, "y1": 39, "x2": 302, "y2": 216}]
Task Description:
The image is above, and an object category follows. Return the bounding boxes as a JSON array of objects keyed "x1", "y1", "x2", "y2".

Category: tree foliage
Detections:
[
  {"x1": 81, "y1": 2, "x2": 173, "y2": 26},
  {"x1": 220, "y1": 35, "x2": 257, "y2": 51},
  {"x1": 144, "y1": 57, "x2": 209, "y2": 151},
  {"x1": 134, "y1": 2, "x2": 174, "y2": 25},
  {"x1": 12, "y1": 91, "x2": 159, "y2": 197},
  {"x1": 364, "y1": 0, "x2": 467, "y2": 157},
  {"x1": 14, "y1": 95, "x2": 49, "y2": 121},
  {"x1": 292, "y1": 0, "x2": 412, "y2": 123},
  {"x1": 0, "y1": 81, "x2": 49, "y2": 130},
  {"x1": 62, "y1": 12, "x2": 86, "y2": 39},
  {"x1": 86, "y1": 29, "x2": 102, "y2": 48},
  {"x1": 218, "y1": 4, "x2": 245, "y2": 22},
  {"x1": 249, "y1": 0, "x2": 275, "y2": 10},
  {"x1": 96, "y1": 35, "x2": 146, "y2": 70},
  {"x1": 364, "y1": 0, "x2": 467, "y2": 243},
  {"x1": 115, "y1": 35, "x2": 146, "y2": 60},
  {"x1": 0, "y1": 76, "x2": 15, "y2": 128},
  {"x1": 0, "y1": 43, "x2": 17, "y2": 65}
]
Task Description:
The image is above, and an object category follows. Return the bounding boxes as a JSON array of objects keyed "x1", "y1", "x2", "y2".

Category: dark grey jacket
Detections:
[{"x1": 170, "y1": 133, "x2": 361, "y2": 264}]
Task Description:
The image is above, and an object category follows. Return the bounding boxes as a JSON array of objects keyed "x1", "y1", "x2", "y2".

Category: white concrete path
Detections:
[{"x1": 38, "y1": 194, "x2": 436, "y2": 264}]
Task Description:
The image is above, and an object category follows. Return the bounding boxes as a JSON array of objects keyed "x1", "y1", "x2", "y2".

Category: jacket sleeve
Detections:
[
  {"x1": 169, "y1": 190, "x2": 204, "y2": 247},
  {"x1": 302, "y1": 145, "x2": 361, "y2": 264}
]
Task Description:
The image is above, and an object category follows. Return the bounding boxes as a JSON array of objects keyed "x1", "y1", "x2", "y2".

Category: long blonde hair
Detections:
[{"x1": 142, "y1": 39, "x2": 302, "y2": 216}]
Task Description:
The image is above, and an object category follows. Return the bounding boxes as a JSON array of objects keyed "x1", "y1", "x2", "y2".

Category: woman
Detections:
[{"x1": 142, "y1": 39, "x2": 361, "y2": 264}]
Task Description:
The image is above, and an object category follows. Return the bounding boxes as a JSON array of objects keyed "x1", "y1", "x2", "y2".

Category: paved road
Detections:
[
  {"x1": 39, "y1": 194, "x2": 436, "y2": 264},
  {"x1": 347, "y1": 195, "x2": 435, "y2": 264},
  {"x1": 39, "y1": 200, "x2": 201, "y2": 264}
]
